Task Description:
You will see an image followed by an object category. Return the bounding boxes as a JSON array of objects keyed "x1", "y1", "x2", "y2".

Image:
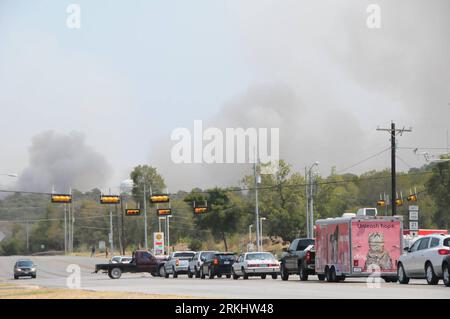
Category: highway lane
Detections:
[{"x1": 0, "y1": 256, "x2": 448, "y2": 298}]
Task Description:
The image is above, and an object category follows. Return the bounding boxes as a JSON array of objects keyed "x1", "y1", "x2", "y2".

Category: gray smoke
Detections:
[{"x1": 18, "y1": 131, "x2": 112, "y2": 192}]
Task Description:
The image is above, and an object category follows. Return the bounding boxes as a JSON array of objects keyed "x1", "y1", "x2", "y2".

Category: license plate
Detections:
[
  {"x1": 260, "y1": 264, "x2": 268, "y2": 267},
  {"x1": 224, "y1": 261, "x2": 230, "y2": 264}
]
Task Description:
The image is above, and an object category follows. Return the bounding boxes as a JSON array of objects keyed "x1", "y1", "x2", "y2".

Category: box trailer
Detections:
[{"x1": 315, "y1": 214, "x2": 403, "y2": 282}]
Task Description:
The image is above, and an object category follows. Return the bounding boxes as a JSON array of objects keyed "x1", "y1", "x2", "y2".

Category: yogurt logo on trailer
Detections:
[
  {"x1": 170, "y1": 120, "x2": 280, "y2": 174},
  {"x1": 66, "y1": 264, "x2": 81, "y2": 289}
]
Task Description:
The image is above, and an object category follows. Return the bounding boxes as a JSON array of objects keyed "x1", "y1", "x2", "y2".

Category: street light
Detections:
[
  {"x1": 248, "y1": 224, "x2": 253, "y2": 252},
  {"x1": 306, "y1": 162, "x2": 319, "y2": 238},
  {"x1": 260, "y1": 217, "x2": 266, "y2": 251}
]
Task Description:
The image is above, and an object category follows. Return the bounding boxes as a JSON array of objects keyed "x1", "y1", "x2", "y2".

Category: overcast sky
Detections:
[{"x1": 0, "y1": 0, "x2": 449, "y2": 192}]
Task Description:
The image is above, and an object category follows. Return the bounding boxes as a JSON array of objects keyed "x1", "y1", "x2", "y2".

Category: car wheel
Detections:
[
  {"x1": 226, "y1": 274, "x2": 231, "y2": 279},
  {"x1": 261, "y1": 274, "x2": 266, "y2": 279},
  {"x1": 425, "y1": 263, "x2": 438, "y2": 285},
  {"x1": 32, "y1": 274, "x2": 36, "y2": 279},
  {"x1": 443, "y1": 263, "x2": 449, "y2": 287},
  {"x1": 232, "y1": 269, "x2": 239, "y2": 280},
  {"x1": 272, "y1": 274, "x2": 278, "y2": 280},
  {"x1": 200, "y1": 267, "x2": 206, "y2": 279},
  {"x1": 317, "y1": 274, "x2": 326, "y2": 281},
  {"x1": 209, "y1": 267, "x2": 215, "y2": 279},
  {"x1": 397, "y1": 263, "x2": 409, "y2": 284},
  {"x1": 217, "y1": 274, "x2": 222, "y2": 278},
  {"x1": 164, "y1": 267, "x2": 169, "y2": 278},
  {"x1": 172, "y1": 267, "x2": 178, "y2": 278},
  {"x1": 110, "y1": 267, "x2": 122, "y2": 279},
  {"x1": 14, "y1": 275, "x2": 18, "y2": 280},
  {"x1": 280, "y1": 263, "x2": 289, "y2": 281},
  {"x1": 299, "y1": 262, "x2": 308, "y2": 281},
  {"x1": 242, "y1": 268, "x2": 248, "y2": 280},
  {"x1": 188, "y1": 269, "x2": 193, "y2": 278},
  {"x1": 159, "y1": 265, "x2": 165, "y2": 277}
]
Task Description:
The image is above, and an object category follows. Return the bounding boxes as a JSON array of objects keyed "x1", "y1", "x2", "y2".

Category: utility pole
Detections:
[
  {"x1": 305, "y1": 166, "x2": 309, "y2": 238},
  {"x1": 309, "y1": 169, "x2": 314, "y2": 238},
  {"x1": 377, "y1": 122, "x2": 412, "y2": 216},
  {"x1": 254, "y1": 156, "x2": 260, "y2": 252},
  {"x1": 64, "y1": 204, "x2": 67, "y2": 254}
]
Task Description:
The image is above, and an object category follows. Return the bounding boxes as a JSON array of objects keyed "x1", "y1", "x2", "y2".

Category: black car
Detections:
[
  {"x1": 200, "y1": 252, "x2": 236, "y2": 279},
  {"x1": 442, "y1": 254, "x2": 450, "y2": 287},
  {"x1": 14, "y1": 259, "x2": 37, "y2": 279}
]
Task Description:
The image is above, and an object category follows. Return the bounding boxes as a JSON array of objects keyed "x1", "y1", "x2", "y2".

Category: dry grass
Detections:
[{"x1": 0, "y1": 283, "x2": 198, "y2": 299}]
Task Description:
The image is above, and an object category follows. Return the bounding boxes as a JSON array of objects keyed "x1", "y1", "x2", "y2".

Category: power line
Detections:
[{"x1": 337, "y1": 147, "x2": 390, "y2": 174}]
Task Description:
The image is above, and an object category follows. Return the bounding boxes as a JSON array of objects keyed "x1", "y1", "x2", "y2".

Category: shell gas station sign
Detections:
[{"x1": 153, "y1": 232, "x2": 165, "y2": 255}]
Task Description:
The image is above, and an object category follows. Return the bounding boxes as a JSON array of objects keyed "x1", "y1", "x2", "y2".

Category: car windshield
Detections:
[
  {"x1": 17, "y1": 261, "x2": 33, "y2": 268},
  {"x1": 246, "y1": 253, "x2": 275, "y2": 261},
  {"x1": 217, "y1": 254, "x2": 235, "y2": 260},
  {"x1": 174, "y1": 252, "x2": 195, "y2": 258}
]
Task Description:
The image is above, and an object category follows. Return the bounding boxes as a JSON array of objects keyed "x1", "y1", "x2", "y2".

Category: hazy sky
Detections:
[{"x1": 0, "y1": 0, "x2": 449, "y2": 192}]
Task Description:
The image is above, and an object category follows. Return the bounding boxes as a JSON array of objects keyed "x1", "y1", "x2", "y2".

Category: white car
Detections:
[
  {"x1": 188, "y1": 251, "x2": 218, "y2": 278},
  {"x1": 232, "y1": 252, "x2": 280, "y2": 280},
  {"x1": 398, "y1": 234, "x2": 450, "y2": 285},
  {"x1": 110, "y1": 256, "x2": 132, "y2": 264}
]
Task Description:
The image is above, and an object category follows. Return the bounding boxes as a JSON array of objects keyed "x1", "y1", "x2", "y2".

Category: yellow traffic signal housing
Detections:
[
  {"x1": 157, "y1": 208, "x2": 172, "y2": 216},
  {"x1": 407, "y1": 194, "x2": 418, "y2": 202},
  {"x1": 376, "y1": 200, "x2": 386, "y2": 207},
  {"x1": 150, "y1": 194, "x2": 170, "y2": 204},
  {"x1": 100, "y1": 195, "x2": 120, "y2": 204},
  {"x1": 194, "y1": 207, "x2": 208, "y2": 215},
  {"x1": 51, "y1": 194, "x2": 72, "y2": 203},
  {"x1": 395, "y1": 198, "x2": 404, "y2": 206},
  {"x1": 125, "y1": 209, "x2": 140, "y2": 216}
]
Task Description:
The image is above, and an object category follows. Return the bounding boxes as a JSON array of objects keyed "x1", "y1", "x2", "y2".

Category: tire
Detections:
[
  {"x1": 164, "y1": 267, "x2": 169, "y2": 278},
  {"x1": 425, "y1": 263, "x2": 438, "y2": 285},
  {"x1": 217, "y1": 274, "x2": 222, "y2": 278},
  {"x1": 397, "y1": 263, "x2": 409, "y2": 284},
  {"x1": 242, "y1": 268, "x2": 249, "y2": 280},
  {"x1": 337, "y1": 275, "x2": 345, "y2": 281},
  {"x1": 299, "y1": 262, "x2": 308, "y2": 281},
  {"x1": 200, "y1": 267, "x2": 206, "y2": 279},
  {"x1": 195, "y1": 267, "x2": 200, "y2": 279},
  {"x1": 32, "y1": 274, "x2": 36, "y2": 279},
  {"x1": 261, "y1": 274, "x2": 266, "y2": 279},
  {"x1": 109, "y1": 267, "x2": 122, "y2": 279},
  {"x1": 318, "y1": 274, "x2": 326, "y2": 281},
  {"x1": 188, "y1": 269, "x2": 193, "y2": 278},
  {"x1": 280, "y1": 263, "x2": 289, "y2": 281},
  {"x1": 159, "y1": 265, "x2": 165, "y2": 277},
  {"x1": 14, "y1": 275, "x2": 18, "y2": 280},
  {"x1": 326, "y1": 267, "x2": 337, "y2": 282},
  {"x1": 209, "y1": 267, "x2": 215, "y2": 279},
  {"x1": 226, "y1": 274, "x2": 231, "y2": 279},
  {"x1": 232, "y1": 269, "x2": 239, "y2": 280},
  {"x1": 443, "y1": 263, "x2": 449, "y2": 287},
  {"x1": 172, "y1": 267, "x2": 178, "y2": 278},
  {"x1": 272, "y1": 274, "x2": 278, "y2": 280}
]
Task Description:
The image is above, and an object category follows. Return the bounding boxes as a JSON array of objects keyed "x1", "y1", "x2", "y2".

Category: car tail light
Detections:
[
  {"x1": 438, "y1": 249, "x2": 450, "y2": 255},
  {"x1": 306, "y1": 251, "x2": 311, "y2": 262},
  {"x1": 269, "y1": 263, "x2": 278, "y2": 267},
  {"x1": 175, "y1": 259, "x2": 180, "y2": 266},
  {"x1": 248, "y1": 264, "x2": 260, "y2": 267},
  {"x1": 353, "y1": 259, "x2": 359, "y2": 267},
  {"x1": 213, "y1": 258, "x2": 219, "y2": 265}
]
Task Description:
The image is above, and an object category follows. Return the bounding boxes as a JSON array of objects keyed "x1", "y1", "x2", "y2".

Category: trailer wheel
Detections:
[
  {"x1": 317, "y1": 274, "x2": 325, "y2": 281},
  {"x1": 109, "y1": 267, "x2": 122, "y2": 279},
  {"x1": 326, "y1": 266, "x2": 337, "y2": 282}
]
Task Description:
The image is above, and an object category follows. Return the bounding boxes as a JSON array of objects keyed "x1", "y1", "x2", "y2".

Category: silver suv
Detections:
[
  {"x1": 398, "y1": 234, "x2": 450, "y2": 285},
  {"x1": 163, "y1": 251, "x2": 196, "y2": 278}
]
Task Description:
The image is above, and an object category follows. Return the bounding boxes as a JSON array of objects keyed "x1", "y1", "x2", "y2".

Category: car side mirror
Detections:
[{"x1": 404, "y1": 247, "x2": 411, "y2": 253}]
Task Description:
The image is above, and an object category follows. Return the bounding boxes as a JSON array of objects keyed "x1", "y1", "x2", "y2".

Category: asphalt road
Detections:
[{"x1": 0, "y1": 256, "x2": 448, "y2": 298}]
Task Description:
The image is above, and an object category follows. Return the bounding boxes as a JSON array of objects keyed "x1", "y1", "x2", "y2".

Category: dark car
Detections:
[
  {"x1": 280, "y1": 238, "x2": 316, "y2": 281},
  {"x1": 14, "y1": 259, "x2": 37, "y2": 279},
  {"x1": 200, "y1": 252, "x2": 236, "y2": 279},
  {"x1": 442, "y1": 254, "x2": 450, "y2": 287}
]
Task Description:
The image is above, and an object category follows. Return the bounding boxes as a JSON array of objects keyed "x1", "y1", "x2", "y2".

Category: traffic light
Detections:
[
  {"x1": 407, "y1": 194, "x2": 418, "y2": 202},
  {"x1": 194, "y1": 207, "x2": 208, "y2": 215},
  {"x1": 150, "y1": 194, "x2": 170, "y2": 204},
  {"x1": 376, "y1": 200, "x2": 386, "y2": 207},
  {"x1": 395, "y1": 198, "x2": 404, "y2": 206},
  {"x1": 157, "y1": 208, "x2": 172, "y2": 216},
  {"x1": 100, "y1": 195, "x2": 120, "y2": 204},
  {"x1": 51, "y1": 194, "x2": 72, "y2": 203},
  {"x1": 125, "y1": 209, "x2": 140, "y2": 216}
]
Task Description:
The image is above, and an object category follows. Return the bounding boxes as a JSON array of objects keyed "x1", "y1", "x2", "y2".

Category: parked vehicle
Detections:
[
  {"x1": 188, "y1": 251, "x2": 218, "y2": 278},
  {"x1": 279, "y1": 238, "x2": 315, "y2": 281},
  {"x1": 110, "y1": 256, "x2": 132, "y2": 264},
  {"x1": 315, "y1": 211, "x2": 403, "y2": 282},
  {"x1": 95, "y1": 250, "x2": 166, "y2": 279},
  {"x1": 442, "y1": 254, "x2": 450, "y2": 287},
  {"x1": 232, "y1": 252, "x2": 280, "y2": 280},
  {"x1": 200, "y1": 252, "x2": 236, "y2": 279},
  {"x1": 163, "y1": 251, "x2": 196, "y2": 278},
  {"x1": 14, "y1": 259, "x2": 37, "y2": 279},
  {"x1": 398, "y1": 234, "x2": 450, "y2": 285}
]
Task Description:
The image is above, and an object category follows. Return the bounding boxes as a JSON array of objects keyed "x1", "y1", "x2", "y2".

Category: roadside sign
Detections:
[
  {"x1": 409, "y1": 205, "x2": 419, "y2": 211},
  {"x1": 409, "y1": 211, "x2": 419, "y2": 221},
  {"x1": 409, "y1": 221, "x2": 419, "y2": 231},
  {"x1": 153, "y1": 232, "x2": 165, "y2": 255},
  {"x1": 99, "y1": 241, "x2": 106, "y2": 250}
]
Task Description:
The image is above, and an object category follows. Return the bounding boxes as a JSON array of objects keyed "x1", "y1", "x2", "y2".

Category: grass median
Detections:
[{"x1": 0, "y1": 283, "x2": 199, "y2": 299}]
